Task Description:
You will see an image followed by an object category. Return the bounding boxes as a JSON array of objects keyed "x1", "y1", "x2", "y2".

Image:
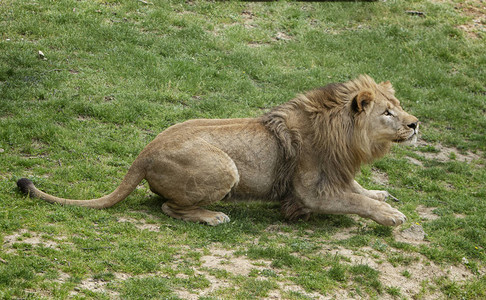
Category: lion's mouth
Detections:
[{"x1": 394, "y1": 131, "x2": 418, "y2": 144}]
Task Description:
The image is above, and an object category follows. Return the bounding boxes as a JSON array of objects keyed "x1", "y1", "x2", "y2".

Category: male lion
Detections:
[{"x1": 17, "y1": 75, "x2": 418, "y2": 226}]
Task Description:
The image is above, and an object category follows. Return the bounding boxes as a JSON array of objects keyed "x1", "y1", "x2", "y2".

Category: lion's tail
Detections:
[{"x1": 17, "y1": 159, "x2": 146, "y2": 209}]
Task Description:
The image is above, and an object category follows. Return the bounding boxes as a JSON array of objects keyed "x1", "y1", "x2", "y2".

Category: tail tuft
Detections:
[{"x1": 17, "y1": 178, "x2": 34, "y2": 195}]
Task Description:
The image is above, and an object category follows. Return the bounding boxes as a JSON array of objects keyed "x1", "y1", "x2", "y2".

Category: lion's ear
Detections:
[{"x1": 352, "y1": 90, "x2": 375, "y2": 113}]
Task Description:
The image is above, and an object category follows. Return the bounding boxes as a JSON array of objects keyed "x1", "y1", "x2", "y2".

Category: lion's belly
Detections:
[
  {"x1": 143, "y1": 118, "x2": 280, "y2": 201},
  {"x1": 231, "y1": 154, "x2": 276, "y2": 199},
  {"x1": 201, "y1": 121, "x2": 279, "y2": 199}
]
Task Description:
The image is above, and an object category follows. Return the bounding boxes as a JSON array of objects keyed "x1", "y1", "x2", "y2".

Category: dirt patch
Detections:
[
  {"x1": 174, "y1": 272, "x2": 232, "y2": 300},
  {"x1": 52, "y1": 271, "x2": 71, "y2": 285},
  {"x1": 171, "y1": 245, "x2": 274, "y2": 299},
  {"x1": 208, "y1": 7, "x2": 258, "y2": 36},
  {"x1": 72, "y1": 278, "x2": 119, "y2": 298},
  {"x1": 333, "y1": 226, "x2": 357, "y2": 241},
  {"x1": 406, "y1": 156, "x2": 424, "y2": 166},
  {"x1": 416, "y1": 205, "x2": 439, "y2": 221},
  {"x1": 273, "y1": 31, "x2": 292, "y2": 41},
  {"x1": 416, "y1": 141, "x2": 483, "y2": 164},
  {"x1": 3, "y1": 229, "x2": 67, "y2": 253},
  {"x1": 453, "y1": 0, "x2": 486, "y2": 38},
  {"x1": 371, "y1": 168, "x2": 390, "y2": 185},
  {"x1": 241, "y1": 9, "x2": 256, "y2": 29},
  {"x1": 247, "y1": 41, "x2": 268, "y2": 48},
  {"x1": 324, "y1": 245, "x2": 477, "y2": 299},
  {"x1": 394, "y1": 207, "x2": 437, "y2": 244},
  {"x1": 395, "y1": 224, "x2": 428, "y2": 245},
  {"x1": 76, "y1": 115, "x2": 91, "y2": 122},
  {"x1": 60, "y1": 272, "x2": 129, "y2": 298},
  {"x1": 429, "y1": 0, "x2": 485, "y2": 38},
  {"x1": 454, "y1": 213, "x2": 467, "y2": 219},
  {"x1": 117, "y1": 216, "x2": 161, "y2": 232},
  {"x1": 200, "y1": 247, "x2": 271, "y2": 276}
]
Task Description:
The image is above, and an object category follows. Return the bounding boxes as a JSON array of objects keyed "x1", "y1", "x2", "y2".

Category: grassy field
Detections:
[{"x1": 1, "y1": 0, "x2": 485, "y2": 299}]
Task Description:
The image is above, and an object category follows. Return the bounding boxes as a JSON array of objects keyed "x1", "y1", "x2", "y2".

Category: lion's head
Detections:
[
  {"x1": 352, "y1": 78, "x2": 418, "y2": 145},
  {"x1": 348, "y1": 77, "x2": 419, "y2": 162},
  {"x1": 300, "y1": 75, "x2": 419, "y2": 165}
]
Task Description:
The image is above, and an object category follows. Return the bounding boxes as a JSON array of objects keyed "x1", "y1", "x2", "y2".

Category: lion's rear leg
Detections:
[
  {"x1": 162, "y1": 203, "x2": 230, "y2": 226},
  {"x1": 146, "y1": 140, "x2": 239, "y2": 226}
]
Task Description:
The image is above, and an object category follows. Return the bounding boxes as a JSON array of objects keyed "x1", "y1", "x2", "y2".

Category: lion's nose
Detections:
[{"x1": 407, "y1": 122, "x2": 418, "y2": 130}]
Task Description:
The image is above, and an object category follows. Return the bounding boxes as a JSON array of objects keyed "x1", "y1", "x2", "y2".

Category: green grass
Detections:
[{"x1": 1, "y1": 0, "x2": 485, "y2": 299}]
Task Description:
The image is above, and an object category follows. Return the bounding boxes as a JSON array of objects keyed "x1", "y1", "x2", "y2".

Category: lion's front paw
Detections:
[
  {"x1": 368, "y1": 190, "x2": 400, "y2": 202},
  {"x1": 370, "y1": 202, "x2": 406, "y2": 226},
  {"x1": 368, "y1": 190, "x2": 388, "y2": 201}
]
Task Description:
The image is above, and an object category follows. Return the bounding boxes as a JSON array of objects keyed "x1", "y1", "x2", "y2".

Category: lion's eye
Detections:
[{"x1": 384, "y1": 110, "x2": 393, "y2": 116}]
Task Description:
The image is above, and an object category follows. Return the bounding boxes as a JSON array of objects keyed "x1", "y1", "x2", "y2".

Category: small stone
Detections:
[
  {"x1": 0, "y1": 148, "x2": 4, "y2": 153},
  {"x1": 462, "y1": 257, "x2": 469, "y2": 265},
  {"x1": 275, "y1": 32, "x2": 290, "y2": 41},
  {"x1": 38, "y1": 50, "x2": 47, "y2": 60}
]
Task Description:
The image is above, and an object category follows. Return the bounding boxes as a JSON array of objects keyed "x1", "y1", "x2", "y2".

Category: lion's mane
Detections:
[{"x1": 261, "y1": 75, "x2": 392, "y2": 220}]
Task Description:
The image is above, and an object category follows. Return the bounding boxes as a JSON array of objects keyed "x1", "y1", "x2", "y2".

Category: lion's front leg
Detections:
[
  {"x1": 307, "y1": 192, "x2": 406, "y2": 226},
  {"x1": 350, "y1": 180, "x2": 398, "y2": 202}
]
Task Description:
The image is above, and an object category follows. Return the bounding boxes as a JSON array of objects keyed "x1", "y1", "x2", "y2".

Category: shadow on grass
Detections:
[{"x1": 136, "y1": 193, "x2": 357, "y2": 234}]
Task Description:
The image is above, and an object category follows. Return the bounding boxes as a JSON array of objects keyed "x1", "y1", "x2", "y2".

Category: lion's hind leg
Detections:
[
  {"x1": 147, "y1": 140, "x2": 239, "y2": 226},
  {"x1": 162, "y1": 203, "x2": 230, "y2": 226}
]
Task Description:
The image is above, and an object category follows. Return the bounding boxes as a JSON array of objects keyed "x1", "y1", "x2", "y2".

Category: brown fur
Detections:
[
  {"x1": 18, "y1": 75, "x2": 418, "y2": 226},
  {"x1": 262, "y1": 76, "x2": 405, "y2": 220}
]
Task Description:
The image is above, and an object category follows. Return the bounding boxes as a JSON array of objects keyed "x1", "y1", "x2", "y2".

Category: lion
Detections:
[{"x1": 17, "y1": 75, "x2": 419, "y2": 226}]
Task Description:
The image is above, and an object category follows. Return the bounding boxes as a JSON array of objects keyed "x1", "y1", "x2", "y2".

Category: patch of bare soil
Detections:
[
  {"x1": 273, "y1": 31, "x2": 292, "y2": 42},
  {"x1": 117, "y1": 216, "x2": 161, "y2": 232},
  {"x1": 406, "y1": 156, "x2": 424, "y2": 166},
  {"x1": 416, "y1": 205, "x2": 440, "y2": 221},
  {"x1": 322, "y1": 245, "x2": 476, "y2": 299},
  {"x1": 333, "y1": 226, "x2": 357, "y2": 241},
  {"x1": 59, "y1": 272, "x2": 128, "y2": 298},
  {"x1": 395, "y1": 224, "x2": 428, "y2": 245},
  {"x1": 429, "y1": 0, "x2": 485, "y2": 38},
  {"x1": 165, "y1": 244, "x2": 320, "y2": 299},
  {"x1": 454, "y1": 213, "x2": 467, "y2": 219},
  {"x1": 200, "y1": 247, "x2": 271, "y2": 276},
  {"x1": 371, "y1": 168, "x2": 390, "y2": 186},
  {"x1": 2, "y1": 229, "x2": 68, "y2": 253},
  {"x1": 453, "y1": 0, "x2": 486, "y2": 38},
  {"x1": 415, "y1": 141, "x2": 483, "y2": 164},
  {"x1": 72, "y1": 277, "x2": 119, "y2": 298},
  {"x1": 241, "y1": 9, "x2": 256, "y2": 29},
  {"x1": 174, "y1": 272, "x2": 233, "y2": 300},
  {"x1": 172, "y1": 246, "x2": 277, "y2": 299}
]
